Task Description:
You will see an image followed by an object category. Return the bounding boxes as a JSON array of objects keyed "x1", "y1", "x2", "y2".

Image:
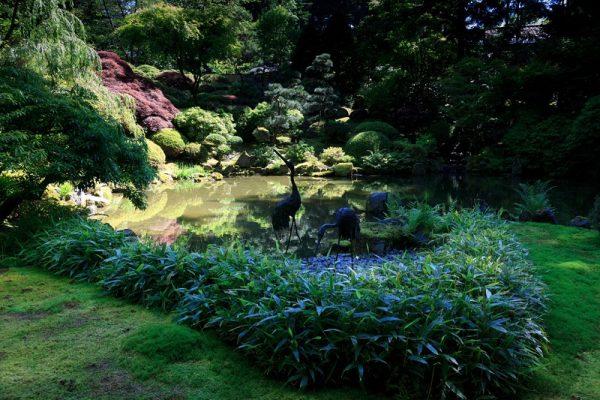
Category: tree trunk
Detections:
[
  {"x1": 0, "y1": 195, "x2": 24, "y2": 225},
  {"x1": 0, "y1": 0, "x2": 21, "y2": 49}
]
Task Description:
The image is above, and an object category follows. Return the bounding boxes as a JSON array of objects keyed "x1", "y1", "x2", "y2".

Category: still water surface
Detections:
[{"x1": 102, "y1": 175, "x2": 598, "y2": 251}]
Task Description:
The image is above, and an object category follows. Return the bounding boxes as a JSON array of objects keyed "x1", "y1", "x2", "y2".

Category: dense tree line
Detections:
[{"x1": 1, "y1": 0, "x2": 599, "y2": 225}]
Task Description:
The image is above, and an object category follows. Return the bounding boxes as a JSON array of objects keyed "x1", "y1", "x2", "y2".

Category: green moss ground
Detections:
[
  {"x1": 512, "y1": 223, "x2": 600, "y2": 400},
  {"x1": 0, "y1": 222, "x2": 598, "y2": 399},
  {"x1": 0, "y1": 268, "x2": 374, "y2": 400}
]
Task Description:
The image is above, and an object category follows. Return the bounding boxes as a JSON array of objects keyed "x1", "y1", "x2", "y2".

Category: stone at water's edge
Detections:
[
  {"x1": 570, "y1": 216, "x2": 592, "y2": 229},
  {"x1": 366, "y1": 192, "x2": 389, "y2": 219},
  {"x1": 98, "y1": 51, "x2": 179, "y2": 133}
]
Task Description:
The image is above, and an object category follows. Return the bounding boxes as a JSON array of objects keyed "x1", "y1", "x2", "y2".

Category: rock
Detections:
[
  {"x1": 265, "y1": 161, "x2": 287, "y2": 175},
  {"x1": 98, "y1": 51, "x2": 179, "y2": 133},
  {"x1": 253, "y1": 127, "x2": 271, "y2": 143},
  {"x1": 276, "y1": 136, "x2": 292, "y2": 145},
  {"x1": 211, "y1": 172, "x2": 224, "y2": 181},
  {"x1": 518, "y1": 208, "x2": 557, "y2": 224},
  {"x1": 235, "y1": 151, "x2": 255, "y2": 168},
  {"x1": 221, "y1": 160, "x2": 237, "y2": 175},
  {"x1": 325, "y1": 107, "x2": 350, "y2": 119},
  {"x1": 203, "y1": 158, "x2": 220, "y2": 169},
  {"x1": 311, "y1": 170, "x2": 335, "y2": 178},
  {"x1": 570, "y1": 216, "x2": 592, "y2": 229},
  {"x1": 332, "y1": 162, "x2": 353, "y2": 177},
  {"x1": 117, "y1": 228, "x2": 138, "y2": 239},
  {"x1": 366, "y1": 192, "x2": 389, "y2": 219}
]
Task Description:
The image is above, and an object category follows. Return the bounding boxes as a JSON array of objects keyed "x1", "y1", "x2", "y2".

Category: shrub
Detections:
[
  {"x1": 353, "y1": 120, "x2": 400, "y2": 138},
  {"x1": 228, "y1": 135, "x2": 244, "y2": 146},
  {"x1": 237, "y1": 102, "x2": 271, "y2": 141},
  {"x1": 57, "y1": 182, "x2": 74, "y2": 200},
  {"x1": 360, "y1": 150, "x2": 410, "y2": 174},
  {"x1": 319, "y1": 147, "x2": 353, "y2": 165},
  {"x1": 323, "y1": 120, "x2": 353, "y2": 142},
  {"x1": 183, "y1": 142, "x2": 202, "y2": 161},
  {"x1": 21, "y1": 218, "x2": 129, "y2": 282},
  {"x1": 203, "y1": 133, "x2": 228, "y2": 147},
  {"x1": 178, "y1": 212, "x2": 547, "y2": 398},
  {"x1": 174, "y1": 107, "x2": 236, "y2": 142},
  {"x1": 132, "y1": 64, "x2": 161, "y2": 80},
  {"x1": 152, "y1": 128, "x2": 186, "y2": 158},
  {"x1": 100, "y1": 241, "x2": 204, "y2": 310},
  {"x1": 345, "y1": 131, "x2": 391, "y2": 158},
  {"x1": 514, "y1": 181, "x2": 553, "y2": 217},
  {"x1": 590, "y1": 196, "x2": 600, "y2": 233},
  {"x1": 285, "y1": 142, "x2": 315, "y2": 164},
  {"x1": 174, "y1": 164, "x2": 206, "y2": 180},
  {"x1": 146, "y1": 139, "x2": 166, "y2": 167},
  {"x1": 216, "y1": 144, "x2": 232, "y2": 156},
  {"x1": 332, "y1": 162, "x2": 353, "y2": 177},
  {"x1": 249, "y1": 145, "x2": 275, "y2": 168}
]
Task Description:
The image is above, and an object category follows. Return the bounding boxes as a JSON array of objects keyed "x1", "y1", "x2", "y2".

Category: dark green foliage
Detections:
[
  {"x1": 174, "y1": 107, "x2": 236, "y2": 142},
  {"x1": 237, "y1": 103, "x2": 271, "y2": 142},
  {"x1": 285, "y1": 142, "x2": 314, "y2": 164},
  {"x1": 100, "y1": 242, "x2": 204, "y2": 310},
  {"x1": 360, "y1": 151, "x2": 410, "y2": 174},
  {"x1": 151, "y1": 128, "x2": 186, "y2": 158},
  {"x1": 344, "y1": 131, "x2": 391, "y2": 158},
  {"x1": 514, "y1": 181, "x2": 553, "y2": 217},
  {"x1": 0, "y1": 67, "x2": 155, "y2": 222},
  {"x1": 322, "y1": 120, "x2": 353, "y2": 143},
  {"x1": 21, "y1": 218, "x2": 128, "y2": 282},
  {"x1": 178, "y1": 212, "x2": 547, "y2": 398},
  {"x1": 353, "y1": 121, "x2": 400, "y2": 139}
]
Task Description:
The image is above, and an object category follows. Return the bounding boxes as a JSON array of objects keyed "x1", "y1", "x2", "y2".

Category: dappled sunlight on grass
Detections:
[{"x1": 512, "y1": 223, "x2": 600, "y2": 400}]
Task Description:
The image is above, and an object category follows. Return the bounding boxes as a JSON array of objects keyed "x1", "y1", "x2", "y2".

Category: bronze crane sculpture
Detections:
[
  {"x1": 271, "y1": 148, "x2": 302, "y2": 252},
  {"x1": 316, "y1": 207, "x2": 361, "y2": 260}
]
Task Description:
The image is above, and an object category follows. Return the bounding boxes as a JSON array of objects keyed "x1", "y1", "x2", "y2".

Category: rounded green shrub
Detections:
[
  {"x1": 353, "y1": 120, "x2": 400, "y2": 138},
  {"x1": 216, "y1": 144, "x2": 232, "y2": 156},
  {"x1": 132, "y1": 64, "x2": 161, "y2": 80},
  {"x1": 228, "y1": 135, "x2": 244, "y2": 146},
  {"x1": 151, "y1": 128, "x2": 186, "y2": 158},
  {"x1": 183, "y1": 142, "x2": 202, "y2": 161},
  {"x1": 323, "y1": 120, "x2": 353, "y2": 142},
  {"x1": 320, "y1": 147, "x2": 353, "y2": 165},
  {"x1": 203, "y1": 133, "x2": 228, "y2": 147},
  {"x1": 146, "y1": 139, "x2": 166, "y2": 167},
  {"x1": 174, "y1": 107, "x2": 235, "y2": 142},
  {"x1": 345, "y1": 131, "x2": 391, "y2": 158}
]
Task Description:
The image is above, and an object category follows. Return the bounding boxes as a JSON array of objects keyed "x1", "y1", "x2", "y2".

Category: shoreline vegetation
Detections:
[{"x1": 1, "y1": 222, "x2": 597, "y2": 399}]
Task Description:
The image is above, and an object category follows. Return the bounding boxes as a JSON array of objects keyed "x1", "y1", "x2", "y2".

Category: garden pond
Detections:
[{"x1": 101, "y1": 175, "x2": 599, "y2": 255}]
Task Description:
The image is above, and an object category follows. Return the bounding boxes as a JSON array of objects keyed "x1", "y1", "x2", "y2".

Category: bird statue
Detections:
[
  {"x1": 271, "y1": 148, "x2": 302, "y2": 252},
  {"x1": 316, "y1": 207, "x2": 361, "y2": 261}
]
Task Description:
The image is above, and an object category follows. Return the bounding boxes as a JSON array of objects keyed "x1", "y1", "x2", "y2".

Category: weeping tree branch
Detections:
[{"x1": 0, "y1": 0, "x2": 22, "y2": 49}]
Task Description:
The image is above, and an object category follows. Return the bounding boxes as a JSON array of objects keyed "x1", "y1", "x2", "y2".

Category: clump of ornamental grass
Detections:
[
  {"x1": 21, "y1": 217, "x2": 129, "y2": 282},
  {"x1": 99, "y1": 241, "x2": 205, "y2": 310},
  {"x1": 178, "y1": 210, "x2": 547, "y2": 399},
  {"x1": 514, "y1": 181, "x2": 553, "y2": 216}
]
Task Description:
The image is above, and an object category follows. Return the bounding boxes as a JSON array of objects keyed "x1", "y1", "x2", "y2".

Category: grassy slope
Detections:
[
  {"x1": 0, "y1": 223, "x2": 598, "y2": 400},
  {"x1": 512, "y1": 223, "x2": 600, "y2": 400}
]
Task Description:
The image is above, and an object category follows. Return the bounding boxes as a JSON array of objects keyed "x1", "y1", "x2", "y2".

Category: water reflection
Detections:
[{"x1": 102, "y1": 175, "x2": 598, "y2": 253}]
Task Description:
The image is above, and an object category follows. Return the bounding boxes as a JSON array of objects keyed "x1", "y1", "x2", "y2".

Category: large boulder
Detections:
[
  {"x1": 570, "y1": 216, "x2": 592, "y2": 229},
  {"x1": 366, "y1": 192, "x2": 389, "y2": 219},
  {"x1": 98, "y1": 51, "x2": 179, "y2": 133}
]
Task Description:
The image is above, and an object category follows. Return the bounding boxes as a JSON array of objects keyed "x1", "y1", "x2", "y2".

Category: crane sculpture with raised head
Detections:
[
  {"x1": 271, "y1": 148, "x2": 302, "y2": 252},
  {"x1": 316, "y1": 207, "x2": 361, "y2": 261}
]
